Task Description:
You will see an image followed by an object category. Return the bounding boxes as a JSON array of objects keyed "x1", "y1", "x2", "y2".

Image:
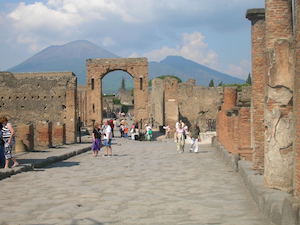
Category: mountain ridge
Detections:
[{"x1": 9, "y1": 40, "x2": 244, "y2": 92}]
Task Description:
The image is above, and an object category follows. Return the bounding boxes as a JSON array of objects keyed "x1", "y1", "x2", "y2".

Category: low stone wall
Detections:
[{"x1": 213, "y1": 140, "x2": 300, "y2": 225}]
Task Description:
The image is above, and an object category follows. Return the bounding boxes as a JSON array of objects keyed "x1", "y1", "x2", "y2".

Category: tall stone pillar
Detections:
[
  {"x1": 164, "y1": 78, "x2": 179, "y2": 134},
  {"x1": 246, "y1": 9, "x2": 266, "y2": 170},
  {"x1": 293, "y1": 0, "x2": 300, "y2": 197},
  {"x1": 264, "y1": 0, "x2": 294, "y2": 192}
]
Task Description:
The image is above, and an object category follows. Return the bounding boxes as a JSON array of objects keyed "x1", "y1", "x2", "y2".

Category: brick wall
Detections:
[
  {"x1": 216, "y1": 87, "x2": 252, "y2": 159},
  {"x1": 246, "y1": 9, "x2": 266, "y2": 170}
]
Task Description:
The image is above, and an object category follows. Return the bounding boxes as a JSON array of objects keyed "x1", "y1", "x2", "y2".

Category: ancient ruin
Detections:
[
  {"x1": 0, "y1": 72, "x2": 77, "y2": 150},
  {"x1": 86, "y1": 58, "x2": 149, "y2": 127},
  {"x1": 149, "y1": 77, "x2": 223, "y2": 133},
  {"x1": 215, "y1": 0, "x2": 300, "y2": 199}
]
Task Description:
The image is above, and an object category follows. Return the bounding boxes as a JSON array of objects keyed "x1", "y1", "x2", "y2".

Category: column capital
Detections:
[{"x1": 246, "y1": 8, "x2": 265, "y2": 25}]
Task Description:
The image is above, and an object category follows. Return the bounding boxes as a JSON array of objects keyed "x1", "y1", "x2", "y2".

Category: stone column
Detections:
[
  {"x1": 246, "y1": 8, "x2": 266, "y2": 170},
  {"x1": 16, "y1": 123, "x2": 34, "y2": 151},
  {"x1": 293, "y1": 0, "x2": 300, "y2": 197},
  {"x1": 218, "y1": 87, "x2": 237, "y2": 152},
  {"x1": 238, "y1": 107, "x2": 252, "y2": 160},
  {"x1": 52, "y1": 122, "x2": 66, "y2": 146},
  {"x1": 164, "y1": 78, "x2": 179, "y2": 134},
  {"x1": 65, "y1": 76, "x2": 77, "y2": 144},
  {"x1": 264, "y1": 0, "x2": 294, "y2": 192},
  {"x1": 36, "y1": 121, "x2": 52, "y2": 149}
]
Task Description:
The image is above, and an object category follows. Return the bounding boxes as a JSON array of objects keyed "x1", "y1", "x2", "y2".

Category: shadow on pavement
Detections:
[{"x1": 46, "y1": 161, "x2": 80, "y2": 168}]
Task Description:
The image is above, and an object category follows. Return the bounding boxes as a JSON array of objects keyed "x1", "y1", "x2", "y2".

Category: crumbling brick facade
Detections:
[
  {"x1": 0, "y1": 72, "x2": 77, "y2": 149},
  {"x1": 216, "y1": 87, "x2": 252, "y2": 160},
  {"x1": 149, "y1": 77, "x2": 222, "y2": 134}
]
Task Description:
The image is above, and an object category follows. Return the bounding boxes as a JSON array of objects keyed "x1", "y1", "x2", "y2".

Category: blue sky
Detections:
[{"x1": 0, "y1": 0, "x2": 264, "y2": 79}]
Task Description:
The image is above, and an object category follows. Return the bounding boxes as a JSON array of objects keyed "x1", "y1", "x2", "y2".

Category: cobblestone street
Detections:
[{"x1": 0, "y1": 139, "x2": 271, "y2": 225}]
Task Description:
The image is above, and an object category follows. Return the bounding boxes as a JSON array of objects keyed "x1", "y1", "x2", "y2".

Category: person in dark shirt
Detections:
[
  {"x1": 190, "y1": 123, "x2": 200, "y2": 153},
  {"x1": 91, "y1": 122, "x2": 102, "y2": 157}
]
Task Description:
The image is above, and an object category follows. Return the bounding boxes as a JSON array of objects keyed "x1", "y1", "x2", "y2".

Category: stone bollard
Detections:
[
  {"x1": 16, "y1": 123, "x2": 34, "y2": 151},
  {"x1": 52, "y1": 122, "x2": 66, "y2": 146},
  {"x1": 36, "y1": 121, "x2": 52, "y2": 149}
]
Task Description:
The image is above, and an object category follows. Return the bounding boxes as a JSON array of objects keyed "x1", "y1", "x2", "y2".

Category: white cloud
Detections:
[
  {"x1": 101, "y1": 37, "x2": 115, "y2": 47},
  {"x1": 143, "y1": 32, "x2": 219, "y2": 68},
  {"x1": 226, "y1": 60, "x2": 251, "y2": 79}
]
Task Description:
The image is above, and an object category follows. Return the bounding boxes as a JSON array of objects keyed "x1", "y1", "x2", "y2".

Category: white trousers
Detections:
[{"x1": 190, "y1": 138, "x2": 199, "y2": 152}]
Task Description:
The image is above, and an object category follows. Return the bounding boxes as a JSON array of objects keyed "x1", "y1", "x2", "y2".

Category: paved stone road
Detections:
[{"x1": 0, "y1": 138, "x2": 271, "y2": 225}]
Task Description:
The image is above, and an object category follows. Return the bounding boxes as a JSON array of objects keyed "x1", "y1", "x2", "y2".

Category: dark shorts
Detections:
[{"x1": 103, "y1": 139, "x2": 112, "y2": 146}]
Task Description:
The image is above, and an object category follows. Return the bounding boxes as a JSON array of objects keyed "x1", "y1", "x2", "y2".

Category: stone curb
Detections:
[
  {"x1": 213, "y1": 140, "x2": 300, "y2": 225},
  {"x1": 0, "y1": 146, "x2": 90, "y2": 181}
]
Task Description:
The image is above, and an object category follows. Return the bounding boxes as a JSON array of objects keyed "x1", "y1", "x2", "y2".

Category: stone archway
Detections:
[{"x1": 86, "y1": 58, "x2": 149, "y2": 127}]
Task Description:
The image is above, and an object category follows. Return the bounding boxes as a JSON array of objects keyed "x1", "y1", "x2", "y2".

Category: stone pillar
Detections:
[
  {"x1": 216, "y1": 87, "x2": 237, "y2": 151},
  {"x1": 151, "y1": 79, "x2": 165, "y2": 127},
  {"x1": 293, "y1": 0, "x2": 300, "y2": 197},
  {"x1": 238, "y1": 107, "x2": 252, "y2": 160},
  {"x1": 164, "y1": 78, "x2": 179, "y2": 134},
  {"x1": 223, "y1": 87, "x2": 237, "y2": 111},
  {"x1": 246, "y1": 8, "x2": 266, "y2": 170},
  {"x1": 36, "y1": 121, "x2": 52, "y2": 149},
  {"x1": 65, "y1": 77, "x2": 77, "y2": 144},
  {"x1": 16, "y1": 123, "x2": 34, "y2": 151},
  {"x1": 52, "y1": 122, "x2": 66, "y2": 146},
  {"x1": 264, "y1": 0, "x2": 294, "y2": 192}
]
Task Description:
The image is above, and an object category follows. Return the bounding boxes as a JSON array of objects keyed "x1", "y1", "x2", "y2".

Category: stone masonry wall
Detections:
[
  {"x1": 149, "y1": 78, "x2": 223, "y2": 133},
  {"x1": 0, "y1": 72, "x2": 77, "y2": 149}
]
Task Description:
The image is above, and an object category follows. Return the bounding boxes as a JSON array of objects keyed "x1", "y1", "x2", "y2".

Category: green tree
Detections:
[
  {"x1": 246, "y1": 73, "x2": 252, "y2": 85},
  {"x1": 120, "y1": 78, "x2": 126, "y2": 90},
  {"x1": 218, "y1": 81, "x2": 224, "y2": 86},
  {"x1": 209, "y1": 79, "x2": 215, "y2": 87}
]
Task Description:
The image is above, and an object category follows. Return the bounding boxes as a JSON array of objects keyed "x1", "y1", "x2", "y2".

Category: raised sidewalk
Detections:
[
  {"x1": 213, "y1": 139, "x2": 300, "y2": 225},
  {"x1": 0, "y1": 142, "x2": 91, "y2": 180}
]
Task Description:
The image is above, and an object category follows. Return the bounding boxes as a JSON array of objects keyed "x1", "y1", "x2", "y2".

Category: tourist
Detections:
[
  {"x1": 108, "y1": 119, "x2": 115, "y2": 138},
  {"x1": 163, "y1": 124, "x2": 170, "y2": 138},
  {"x1": 145, "y1": 124, "x2": 153, "y2": 141},
  {"x1": 91, "y1": 122, "x2": 102, "y2": 157},
  {"x1": 130, "y1": 123, "x2": 136, "y2": 140},
  {"x1": 0, "y1": 116, "x2": 19, "y2": 168},
  {"x1": 119, "y1": 123, "x2": 125, "y2": 138},
  {"x1": 175, "y1": 122, "x2": 185, "y2": 153},
  {"x1": 103, "y1": 120, "x2": 113, "y2": 157},
  {"x1": 0, "y1": 122, "x2": 5, "y2": 168},
  {"x1": 189, "y1": 122, "x2": 200, "y2": 153}
]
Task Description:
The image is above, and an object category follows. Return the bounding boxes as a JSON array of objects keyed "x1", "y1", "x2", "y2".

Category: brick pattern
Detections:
[
  {"x1": 52, "y1": 122, "x2": 66, "y2": 146},
  {"x1": 216, "y1": 87, "x2": 252, "y2": 160},
  {"x1": 247, "y1": 10, "x2": 266, "y2": 170},
  {"x1": 36, "y1": 121, "x2": 52, "y2": 149}
]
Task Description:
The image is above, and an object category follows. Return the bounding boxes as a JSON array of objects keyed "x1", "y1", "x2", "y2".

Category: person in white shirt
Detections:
[{"x1": 103, "y1": 121, "x2": 113, "y2": 157}]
